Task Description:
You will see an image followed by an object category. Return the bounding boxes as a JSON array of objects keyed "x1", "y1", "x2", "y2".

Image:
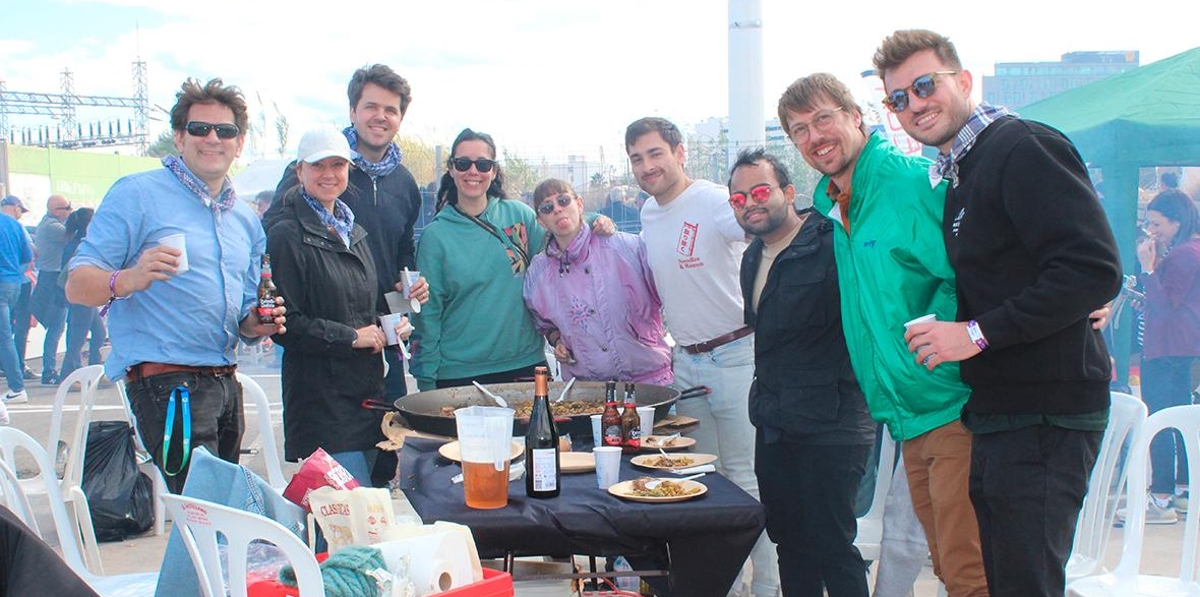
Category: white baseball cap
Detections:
[{"x1": 297, "y1": 128, "x2": 353, "y2": 164}]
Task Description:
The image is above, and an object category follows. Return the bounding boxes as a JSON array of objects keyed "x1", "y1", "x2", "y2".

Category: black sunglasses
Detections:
[
  {"x1": 451, "y1": 157, "x2": 496, "y2": 173},
  {"x1": 882, "y1": 71, "x2": 958, "y2": 113},
  {"x1": 538, "y1": 193, "x2": 574, "y2": 215},
  {"x1": 184, "y1": 121, "x2": 241, "y2": 139}
]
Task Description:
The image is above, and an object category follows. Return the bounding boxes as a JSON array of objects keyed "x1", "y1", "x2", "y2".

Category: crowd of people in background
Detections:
[{"x1": 0, "y1": 24, "x2": 1188, "y2": 597}]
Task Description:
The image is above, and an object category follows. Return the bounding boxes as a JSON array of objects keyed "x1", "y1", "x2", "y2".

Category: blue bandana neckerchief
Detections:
[
  {"x1": 302, "y1": 189, "x2": 355, "y2": 248},
  {"x1": 162, "y1": 155, "x2": 239, "y2": 212},
  {"x1": 929, "y1": 102, "x2": 1016, "y2": 189},
  {"x1": 343, "y1": 126, "x2": 401, "y2": 178}
]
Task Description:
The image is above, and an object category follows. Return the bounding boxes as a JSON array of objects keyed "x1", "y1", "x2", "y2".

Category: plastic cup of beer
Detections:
[
  {"x1": 590, "y1": 414, "x2": 603, "y2": 447},
  {"x1": 158, "y1": 233, "x2": 189, "y2": 274},
  {"x1": 454, "y1": 406, "x2": 515, "y2": 509},
  {"x1": 637, "y1": 407, "x2": 655, "y2": 440},
  {"x1": 593, "y1": 446, "x2": 622, "y2": 489}
]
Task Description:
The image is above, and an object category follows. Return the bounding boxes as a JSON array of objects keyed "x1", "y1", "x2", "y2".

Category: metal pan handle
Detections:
[
  {"x1": 360, "y1": 399, "x2": 396, "y2": 412},
  {"x1": 677, "y1": 386, "x2": 712, "y2": 400}
]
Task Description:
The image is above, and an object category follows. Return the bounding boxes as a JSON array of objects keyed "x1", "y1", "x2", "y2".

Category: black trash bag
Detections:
[{"x1": 81, "y1": 420, "x2": 155, "y2": 542}]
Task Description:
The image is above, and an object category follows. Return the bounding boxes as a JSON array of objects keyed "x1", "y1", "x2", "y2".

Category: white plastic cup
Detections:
[
  {"x1": 593, "y1": 446, "x2": 622, "y2": 489},
  {"x1": 380, "y1": 313, "x2": 406, "y2": 346},
  {"x1": 903, "y1": 313, "x2": 937, "y2": 329},
  {"x1": 158, "y1": 233, "x2": 188, "y2": 274},
  {"x1": 590, "y1": 414, "x2": 603, "y2": 447},
  {"x1": 402, "y1": 270, "x2": 422, "y2": 314},
  {"x1": 637, "y1": 407, "x2": 655, "y2": 440}
]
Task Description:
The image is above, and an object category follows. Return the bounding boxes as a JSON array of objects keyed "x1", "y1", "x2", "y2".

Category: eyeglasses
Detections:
[
  {"x1": 882, "y1": 71, "x2": 958, "y2": 113},
  {"x1": 53, "y1": 205, "x2": 72, "y2": 212},
  {"x1": 729, "y1": 184, "x2": 773, "y2": 209},
  {"x1": 451, "y1": 157, "x2": 496, "y2": 173},
  {"x1": 537, "y1": 193, "x2": 574, "y2": 215},
  {"x1": 788, "y1": 107, "x2": 845, "y2": 141},
  {"x1": 184, "y1": 121, "x2": 241, "y2": 139}
]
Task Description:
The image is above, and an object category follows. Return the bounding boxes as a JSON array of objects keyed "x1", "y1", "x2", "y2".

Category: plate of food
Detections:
[
  {"x1": 438, "y1": 440, "x2": 523, "y2": 463},
  {"x1": 630, "y1": 453, "x2": 717, "y2": 471},
  {"x1": 560, "y1": 451, "x2": 595, "y2": 473},
  {"x1": 639, "y1": 435, "x2": 696, "y2": 451},
  {"x1": 608, "y1": 478, "x2": 708, "y2": 503}
]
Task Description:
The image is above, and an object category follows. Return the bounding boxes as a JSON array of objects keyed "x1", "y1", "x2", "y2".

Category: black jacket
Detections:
[
  {"x1": 946, "y1": 116, "x2": 1122, "y2": 415},
  {"x1": 741, "y1": 210, "x2": 874, "y2": 444},
  {"x1": 267, "y1": 160, "x2": 421, "y2": 311},
  {"x1": 266, "y1": 195, "x2": 384, "y2": 460}
]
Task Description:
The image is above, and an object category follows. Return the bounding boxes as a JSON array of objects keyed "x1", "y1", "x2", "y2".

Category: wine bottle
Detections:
[{"x1": 525, "y1": 366, "x2": 560, "y2": 498}]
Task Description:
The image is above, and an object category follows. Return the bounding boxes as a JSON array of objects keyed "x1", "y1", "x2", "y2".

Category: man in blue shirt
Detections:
[
  {"x1": 0, "y1": 204, "x2": 33, "y2": 414},
  {"x1": 67, "y1": 78, "x2": 286, "y2": 491}
]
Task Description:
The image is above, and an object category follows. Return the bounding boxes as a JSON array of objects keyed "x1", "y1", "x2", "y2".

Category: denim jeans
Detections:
[
  {"x1": 125, "y1": 370, "x2": 244, "y2": 493},
  {"x1": 1141, "y1": 356, "x2": 1195, "y2": 493},
  {"x1": 12, "y1": 282, "x2": 31, "y2": 366},
  {"x1": 33, "y1": 270, "x2": 67, "y2": 373},
  {"x1": 61, "y1": 303, "x2": 106, "y2": 376},
  {"x1": 672, "y1": 334, "x2": 779, "y2": 595},
  {"x1": 0, "y1": 283, "x2": 25, "y2": 393}
]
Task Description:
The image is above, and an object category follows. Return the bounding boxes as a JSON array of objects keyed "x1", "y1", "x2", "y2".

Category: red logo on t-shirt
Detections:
[{"x1": 677, "y1": 222, "x2": 698, "y2": 257}]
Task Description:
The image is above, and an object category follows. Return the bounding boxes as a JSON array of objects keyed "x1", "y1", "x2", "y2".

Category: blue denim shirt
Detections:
[{"x1": 70, "y1": 166, "x2": 265, "y2": 381}]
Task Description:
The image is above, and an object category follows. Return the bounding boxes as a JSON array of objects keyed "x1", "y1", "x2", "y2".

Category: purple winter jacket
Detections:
[{"x1": 523, "y1": 225, "x2": 672, "y2": 385}]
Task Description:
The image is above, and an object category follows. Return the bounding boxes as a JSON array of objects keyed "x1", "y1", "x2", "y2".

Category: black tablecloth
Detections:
[{"x1": 399, "y1": 438, "x2": 765, "y2": 597}]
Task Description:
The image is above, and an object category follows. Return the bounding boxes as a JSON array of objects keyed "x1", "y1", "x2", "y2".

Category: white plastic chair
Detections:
[
  {"x1": 0, "y1": 457, "x2": 38, "y2": 532},
  {"x1": 855, "y1": 429, "x2": 897, "y2": 563},
  {"x1": 0, "y1": 427, "x2": 158, "y2": 596},
  {"x1": 0, "y1": 366, "x2": 106, "y2": 573},
  {"x1": 161, "y1": 494, "x2": 326, "y2": 597},
  {"x1": 235, "y1": 372, "x2": 288, "y2": 490},
  {"x1": 1066, "y1": 392, "x2": 1148, "y2": 581},
  {"x1": 1066, "y1": 404, "x2": 1200, "y2": 597}
]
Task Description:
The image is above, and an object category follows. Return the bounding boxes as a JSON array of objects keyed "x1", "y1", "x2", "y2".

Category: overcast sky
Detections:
[{"x1": 2, "y1": 0, "x2": 1195, "y2": 164}]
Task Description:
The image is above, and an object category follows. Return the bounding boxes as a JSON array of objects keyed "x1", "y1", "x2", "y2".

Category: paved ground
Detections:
[{"x1": 5, "y1": 350, "x2": 1190, "y2": 595}]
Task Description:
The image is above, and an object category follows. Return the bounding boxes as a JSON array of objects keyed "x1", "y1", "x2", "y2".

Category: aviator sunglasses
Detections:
[
  {"x1": 538, "y1": 193, "x2": 575, "y2": 215},
  {"x1": 882, "y1": 71, "x2": 958, "y2": 113},
  {"x1": 184, "y1": 121, "x2": 241, "y2": 139},
  {"x1": 451, "y1": 157, "x2": 496, "y2": 173},
  {"x1": 729, "y1": 184, "x2": 773, "y2": 209}
]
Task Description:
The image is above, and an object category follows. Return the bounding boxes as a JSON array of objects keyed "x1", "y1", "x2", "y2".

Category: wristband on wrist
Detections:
[
  {"x1": 966, "y1": 320, "x2": 989, "y2": 351},
  {"x1": 99, "y1": 270, "x2": 128, "y2": 317}
]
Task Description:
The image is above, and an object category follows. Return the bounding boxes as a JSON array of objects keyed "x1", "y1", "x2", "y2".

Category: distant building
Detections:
[{"x1": 983, "y1": 51, "x2": 1139, "y2": 109}]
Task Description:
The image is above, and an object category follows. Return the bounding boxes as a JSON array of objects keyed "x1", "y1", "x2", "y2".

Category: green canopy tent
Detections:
[{"x1": 1021, "y1": 46, "x2": 1200, "y2": 383}]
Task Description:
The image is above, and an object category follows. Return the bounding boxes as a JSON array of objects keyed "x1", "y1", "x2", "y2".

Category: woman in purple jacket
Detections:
[
  {"x1": 1136, "y1": 188, "x2": 1200, "y2": 519},
  {"x1": 522, "y1": 179, "x2": 671, "y2": 385}
]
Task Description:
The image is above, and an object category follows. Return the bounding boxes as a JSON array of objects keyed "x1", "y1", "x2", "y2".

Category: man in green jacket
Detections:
[{"x1": 778, "y1": 73, "x2": 989, "y2": 597}]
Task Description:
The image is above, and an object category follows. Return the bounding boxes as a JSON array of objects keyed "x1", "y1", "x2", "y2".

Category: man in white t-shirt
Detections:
[{"x1": 626, "y1": 117, "x2": 778, "y2": 597}]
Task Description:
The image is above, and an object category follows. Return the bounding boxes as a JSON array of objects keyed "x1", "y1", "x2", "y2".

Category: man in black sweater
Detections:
[{"x1": 875, "y1": 30, "x2": 1122, "y2": 597}]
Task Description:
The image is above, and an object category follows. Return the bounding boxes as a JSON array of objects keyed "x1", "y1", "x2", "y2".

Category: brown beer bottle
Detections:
[
  {"x1": 525, "y1": 366, "x2": 560, "y2": 498},
  {"x1": 620, "y1": 382, "x2": 641, "y2": 454},
  {"x1": 256, "y1": 254, "x2": 278, "y2": 324},
  {"x1": 601, "y1": 381, "x2": 623, "y2": 448}
]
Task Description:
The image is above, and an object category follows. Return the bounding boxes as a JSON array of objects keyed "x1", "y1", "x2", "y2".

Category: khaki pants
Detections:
[{"x1": 903, "y1": 420, "x2": 989, "y2": 597}]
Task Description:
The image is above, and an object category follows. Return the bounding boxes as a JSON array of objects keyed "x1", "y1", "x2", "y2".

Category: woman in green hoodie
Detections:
[{"x1": 410, "y1": 129, "x2": 548, "y2": 390}]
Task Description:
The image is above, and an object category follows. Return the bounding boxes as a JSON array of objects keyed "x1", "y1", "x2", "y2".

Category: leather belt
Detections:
[
  {"x1": 680, "y1": 326, "x2": 754, "y2": 355},
  {"x1": 126, "y1": 362, "x2": 238, "y2": 383}
]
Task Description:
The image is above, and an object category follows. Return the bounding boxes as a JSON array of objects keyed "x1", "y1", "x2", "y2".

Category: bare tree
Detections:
[{"x1": 274, "y1": 102, "x2": 289, "y2": 158}]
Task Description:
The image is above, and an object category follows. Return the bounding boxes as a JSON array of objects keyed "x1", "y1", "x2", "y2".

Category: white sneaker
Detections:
[
  {"x1": 0, "y1": 401, "x2": 8, "y2": 425},
  {"x1": 3, "y1": 390, "x2": 26, "y2": 404}
]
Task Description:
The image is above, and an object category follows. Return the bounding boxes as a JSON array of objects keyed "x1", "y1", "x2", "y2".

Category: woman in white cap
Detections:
[{"x1": 266, "y1": 128, "x2": 410, "y2": 485}]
